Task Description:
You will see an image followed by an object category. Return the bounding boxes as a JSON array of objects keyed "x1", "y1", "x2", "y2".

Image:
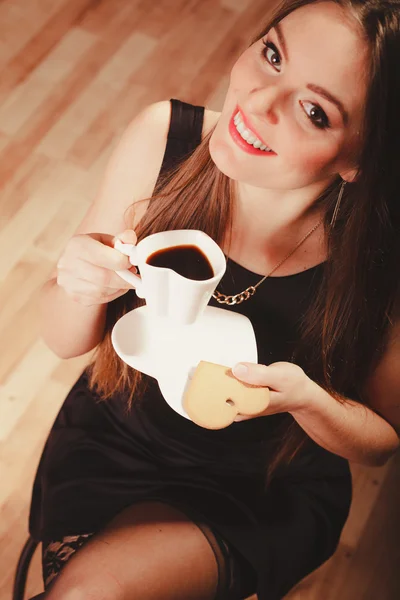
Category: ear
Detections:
[{"x1": 339, "y1": 166, "x2": 359, "y2": 183}]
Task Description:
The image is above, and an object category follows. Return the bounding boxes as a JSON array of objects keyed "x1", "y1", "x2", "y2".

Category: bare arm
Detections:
[
  {"x1": 233, "y1": 330, "x2": 400, "y2": 466},
  {"x1": 291, "y1": 325, "x2": 400, "y2": 465},
  {"x1": 292, "y1": 379, "x2": 399, "y2": 466},
  {"x1": 40, "y1": 279, "x2": 107, "y2": 359},
  {"x1": 41, "y1": 101, "x2": 172, "y2": 359}
]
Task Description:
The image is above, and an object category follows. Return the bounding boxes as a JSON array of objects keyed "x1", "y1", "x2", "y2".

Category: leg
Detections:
[{"x1": 43, "y1": 501, "x2": 221, "y2": 600}]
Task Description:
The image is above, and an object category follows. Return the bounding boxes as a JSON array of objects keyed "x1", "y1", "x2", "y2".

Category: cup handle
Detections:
[{"x1": 113, "y1": 239, "x2": 145, "y2": 298}]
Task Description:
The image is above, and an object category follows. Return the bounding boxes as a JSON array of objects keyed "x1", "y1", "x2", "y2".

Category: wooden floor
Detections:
[{"x1": 0, "y1": 0, "x2": 399, "y2": 598}]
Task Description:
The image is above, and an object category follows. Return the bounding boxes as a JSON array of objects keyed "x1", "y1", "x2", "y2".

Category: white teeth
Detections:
[{"x1": 233, "y1": 111, "x2": 273, "y2": 152}]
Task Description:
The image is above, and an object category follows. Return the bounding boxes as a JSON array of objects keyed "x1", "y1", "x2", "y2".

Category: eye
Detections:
[
  {"x1": 259, "y1": 39, "x2": 332, "y2": 132},
  {"x1": 261, "y1": 40, "x2": 282, "y2": 72},
  {"x1": 301, "y1": 101, "x2": 331, "y2": 130}
]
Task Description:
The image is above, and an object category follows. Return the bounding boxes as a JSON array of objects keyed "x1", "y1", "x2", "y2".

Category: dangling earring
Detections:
[{"x1": 330, "y1": 180, "x2": 347, "y2": 228}]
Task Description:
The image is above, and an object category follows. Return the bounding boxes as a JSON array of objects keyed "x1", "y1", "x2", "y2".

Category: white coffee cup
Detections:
[{"x1": 114, "y1": 229, "x2": 226, "y2": 325}]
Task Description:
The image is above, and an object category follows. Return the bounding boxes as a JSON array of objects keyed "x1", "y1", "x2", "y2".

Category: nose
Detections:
[{"x1": 245, "y1": 87, "x2": 281, "y2": 125}]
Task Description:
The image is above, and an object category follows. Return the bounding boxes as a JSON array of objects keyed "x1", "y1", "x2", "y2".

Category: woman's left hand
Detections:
[{"x1": 232, "y1": 361, "x2": 312, "y2": 421}]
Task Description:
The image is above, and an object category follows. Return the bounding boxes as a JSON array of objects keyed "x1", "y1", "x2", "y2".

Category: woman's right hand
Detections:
[{"x1": 56, "y1": 229, "x2": 138, "y2": 306}]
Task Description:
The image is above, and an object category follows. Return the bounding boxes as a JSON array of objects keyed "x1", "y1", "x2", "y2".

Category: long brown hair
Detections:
[{"x1": 88, "y1": 0, "x2": 400, "y2": 481}]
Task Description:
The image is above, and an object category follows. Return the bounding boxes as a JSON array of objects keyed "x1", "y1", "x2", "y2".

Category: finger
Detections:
[
  {"x1": 58, "y1": 275, "x2": 132, "y2": 304},
  {"x1": 80, "y1": 259, "x2": 137, "y2": 290},
  {"x1": 70, "y1": 235, "x2": 133, "y2": 271},
  {"x1": 234, "y1": 387, "x2": 281, "y2": 418},
  {"x1": 233, "y1": 414, "x2": 253, "y2": 423},
  {"x1": 59, "y1": 259, "x2": 136, "y2": 290},
  {"x1": 57, "y1": 261, "x2": 134, "y2": 294},
  {"x1": 232, "y1": 363, "x2": 272, "y2": 387},
  {"x1": 113, "y1": 229, "x2": 137, "y2": 245},
  {"x1": 70, "y1": 288, "x2": 131, "y2": 306}
]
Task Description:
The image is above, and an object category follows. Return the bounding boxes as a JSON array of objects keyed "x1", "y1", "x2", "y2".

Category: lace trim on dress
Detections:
[{"x1": 42, "y1": 533, "x2": 95, "y2": 587}]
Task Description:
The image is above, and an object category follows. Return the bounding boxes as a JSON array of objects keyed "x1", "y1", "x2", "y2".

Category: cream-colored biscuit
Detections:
[{"x1": 183, "y1": 361, "x2": 270, "y2": 430}]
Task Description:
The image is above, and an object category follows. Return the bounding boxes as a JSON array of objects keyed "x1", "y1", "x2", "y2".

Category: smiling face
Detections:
[{"x1": 209, "y1": 1, "x2": 369, "y2": 191}]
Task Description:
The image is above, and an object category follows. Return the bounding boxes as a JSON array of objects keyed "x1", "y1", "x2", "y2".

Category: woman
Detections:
[{"x1": 30, "y1": 1, "x2": 400, "y2": 599}]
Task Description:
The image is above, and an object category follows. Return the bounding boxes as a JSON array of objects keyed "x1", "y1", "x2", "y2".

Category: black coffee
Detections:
[{"x1": 146, "y1": 245, "x2": 214, "y2": 281}]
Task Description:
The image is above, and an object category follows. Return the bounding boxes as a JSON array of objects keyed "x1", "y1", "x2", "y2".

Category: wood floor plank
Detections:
[
  {"x1": 132, "y1": 1, "x2": 236, "y2": 94},
  {"x1": 0, "y1": 2, "x2": 151, "y2": 191},
  {"x1": 50, "y1": 353, "x2": 91, "y2": 388},
  {"x1": 78, "y1": 0, "x2": 133, "y2": 35},
  {"x1": 0, "y1": 153, "x2": 53, "y2": 227},
  {"x1": 0, "y1": 376, "x2": 75, "y2": 597},
  {"x1": 33, "y1": 194, "x2": 91, "y2": 261},
  {"x1": 0, "y1": 360, "x2": 87, "y2": 506},
  {"x1": 182, "y1": 0, "x2": 274, "y2": 104},
  {"x1": 136, "y1": 0, "x2": 203, "y2": 38},
  {"x1": 0, "y1": 0, "x2": 95, "y2": 105},
  {"x1": 0, "y1": 338, "x2": 60, "y2": 444},
  {"x1": 0, "y1": 0, "x2": 68, "y2": 71},
  {"x1": 39, "y1": 32, "x2": 156, "y2": 161},
  {"x1": 0, "y1": 161, "x2": 87, "y2": 281},
  {"x1": 0, "y1": 286, "x2": 42, "y2": 384},
  {"x1": 184, "y1": 33, "x2": 242, "y2": 104},
  {"x1": 68, "y1": 83, "x2": 147, "y2": 169},
  {"x1": 221, "y1": 0, "x2": 254, "y2": 12},
  {"x1": 283, "y1": 460, "x2": 394, "y2": 600},
  {"x1": 0, "y1": 247, "x2": 52, "y2": 335},
  {"x1": 0, "y1": 131, "x2": 9, "y2": 154},
  {"x1": 298, "y1": 456, "x2": 400, "y2": 600},
  {"x1": 0, "y1": 27, "x2": 96, "y2": 137}
]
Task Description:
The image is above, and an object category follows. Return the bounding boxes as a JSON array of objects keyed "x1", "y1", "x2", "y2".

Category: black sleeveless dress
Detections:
[{"x1": 29, "y1": 99, "x2": 352, "y2": 600}]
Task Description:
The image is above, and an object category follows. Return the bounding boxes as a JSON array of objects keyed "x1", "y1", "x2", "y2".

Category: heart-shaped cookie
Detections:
[{"x1": 183, "y1": 361, "x2": 270, "y2": 429}]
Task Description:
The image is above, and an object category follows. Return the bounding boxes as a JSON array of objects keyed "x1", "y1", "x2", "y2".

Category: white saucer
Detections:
[{"x1": 111, "y1": 305, "x2": 258, "y2": 419}]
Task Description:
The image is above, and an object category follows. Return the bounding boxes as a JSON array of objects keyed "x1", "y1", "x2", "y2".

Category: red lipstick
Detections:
[{"x1": 229, "y1": 107, "x2": 276, "y2": 156}]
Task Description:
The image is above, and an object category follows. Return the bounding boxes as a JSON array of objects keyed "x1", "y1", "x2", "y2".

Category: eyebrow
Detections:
[{"x1": 273, "y1": 23, "x2": 349, "y2": 125}]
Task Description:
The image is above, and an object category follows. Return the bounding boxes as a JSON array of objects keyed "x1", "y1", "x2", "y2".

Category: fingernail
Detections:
[{"x1": 233, "y1": 364, "x2": 248, "y2": 377}]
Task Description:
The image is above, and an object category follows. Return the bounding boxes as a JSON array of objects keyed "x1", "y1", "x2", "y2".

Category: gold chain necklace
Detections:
[{"x1": 212, "y1": 217, "x2": 324, "y2": 306}]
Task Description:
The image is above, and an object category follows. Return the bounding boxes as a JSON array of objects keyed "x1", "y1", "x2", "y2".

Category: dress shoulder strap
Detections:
[{"x1": 156, "y1": 98, "x2": 205, "y2": 181}]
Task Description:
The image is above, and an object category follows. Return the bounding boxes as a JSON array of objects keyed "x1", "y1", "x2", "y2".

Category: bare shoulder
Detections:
[
  {"x1": 129, "y1": 105, "x2": 220, "y2": 226},
  {"x1": 75, "y1": 102, "x2": 220, "y2": 236},
  {"x1": 203, "y1": 108, "x2": 220, "y2": 137},
  {"x1": 75, "y1": 100, "x2": 173, "y2": 236}
]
